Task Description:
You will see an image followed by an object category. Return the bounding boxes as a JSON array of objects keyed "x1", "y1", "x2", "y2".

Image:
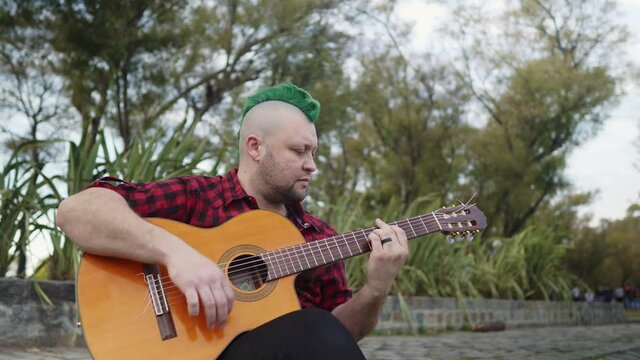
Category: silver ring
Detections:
[{"x1": 381, "y1": 237, "x2": 392, "y2": 246}]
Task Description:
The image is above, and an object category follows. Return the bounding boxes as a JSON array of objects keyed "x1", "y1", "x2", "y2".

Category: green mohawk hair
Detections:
[{"x1": 241, "y1": 82, "x2": 320, "y2": 124}]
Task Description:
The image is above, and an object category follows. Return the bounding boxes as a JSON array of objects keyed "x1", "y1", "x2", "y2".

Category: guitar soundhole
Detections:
[{"x1": 228, "y1": 255, "x2": 268, "y2": 292}]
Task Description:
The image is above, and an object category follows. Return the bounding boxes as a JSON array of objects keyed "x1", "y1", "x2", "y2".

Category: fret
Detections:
[
  {"x1": 326, "y1": 240, "x2": 336, "y2": 262},
  {"x1": 309, "y1": 242, "x2": 319, "y2": 267},
  {"x1": 301, "y1": 243, "x2": 311, "y2": 269},
  {"x1": 287, "y1": 247, "x2": 299, "y2": 274},
  {"x1": 271, "y1": 250, "x2": 284, "y2": 277},
  {"x1": 293, "y1": 246, "x2": 303, "y2": 272},
  {"x1": 280, "y1": 248, "x2": 291, "y2": 276},
  {"x1": 274, "y1": 249, "x2": 286, "y2": 277},
  {"x1": 315, "y1": 240, "x2": 327, "y2": 264},
  {"x1": 360, "y1": 229, "x2": 371, "y2": 250},
  {"x1": 352, "y1": 232, "x2": 363, "y2": 253},
  {"x1": 334, "y1": 236, "x2": 344, "y2": 259},
  {"x1": 278, "y1": 248, "x2": 288, "y2": 275},
  {"x1": 405, "y1": 218, "x2": 417, "y2": 238},
  {"x1": 431, "y1": 212, "x2": 443, "y2": 231},
  {"x1": 418, "y1": 215, "x2": 428, "y2": 235},
  {"x1": 342, "y1": 234, "x2": 354, "y2": 257},
  {"x1": 279, "y1": 248, "x2": 290, "y2": 276}
]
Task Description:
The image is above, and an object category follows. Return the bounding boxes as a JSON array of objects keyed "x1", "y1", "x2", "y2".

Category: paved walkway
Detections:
[
  {"x1": 359, "y1": 323, "x2": 640, "y2": 359},
  {"x1": 2, "y1": 323, "x2": 639, "y2": 359}
]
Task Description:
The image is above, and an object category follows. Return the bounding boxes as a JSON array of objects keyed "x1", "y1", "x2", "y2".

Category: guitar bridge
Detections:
[
  {"x1": 146, "y1": 273, "x2": 169, "y2": 316},
  {"x1": 143, "y1": 264, "x2": 177, "y2": 340}
]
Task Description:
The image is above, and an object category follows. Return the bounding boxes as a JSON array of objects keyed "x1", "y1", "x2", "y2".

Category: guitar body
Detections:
[
  {"x1": 76, "y1": 204, "x2": 487, "y2": 359},
  {"x1": 77, "y1": 210, "x2": 305, "y2": 360}
]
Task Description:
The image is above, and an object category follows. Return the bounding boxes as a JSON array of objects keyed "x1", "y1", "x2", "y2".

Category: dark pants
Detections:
[{"x1": 218, "y1": 308, "x2": 366, "y2": 360}]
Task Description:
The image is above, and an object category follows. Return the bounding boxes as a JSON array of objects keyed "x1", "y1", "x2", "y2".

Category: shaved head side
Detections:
[{"x1": 239, "y1": 101, "x2": 304, "y2": 150}]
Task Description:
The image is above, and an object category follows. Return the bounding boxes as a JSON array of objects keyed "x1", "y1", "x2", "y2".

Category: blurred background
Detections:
[{"x1": 0, "y1": 0, "x2": 638, "y2": 311}]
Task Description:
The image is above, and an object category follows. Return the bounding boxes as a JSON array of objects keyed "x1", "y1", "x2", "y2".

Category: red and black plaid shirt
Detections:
[{"x1": 88, "y1": 168, "x2": 352, "y2": 311}]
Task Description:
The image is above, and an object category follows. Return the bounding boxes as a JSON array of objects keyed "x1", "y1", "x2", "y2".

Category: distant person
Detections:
[
  {"x1": 571, "y1": 286, "x2": 581, "y2": 302},
  {"x1": 623, "y1": 286, "x2": 633, "y2": 309},
  {"x1": 584, "y1": 290, "x2": 594, "y2": 303},
  {"x1": 595, "y1": 287, "x2": 604, "y2": 302},
  {"x1": 614, "y1": 287, "x2": 624, "y2": 303}
]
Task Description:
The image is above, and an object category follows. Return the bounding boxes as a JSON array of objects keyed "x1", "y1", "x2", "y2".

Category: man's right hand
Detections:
[
  {"x1": 165, "y1": 243, "x2": 235, "y2": 329},
  {"x1": 57, "y1": 188, "x2": 235, "y2": 329}
]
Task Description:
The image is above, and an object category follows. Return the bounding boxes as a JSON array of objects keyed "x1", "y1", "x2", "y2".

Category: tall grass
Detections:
[
  {"x1": 31, "y1": 120, "x2": 219, "y2": 280},
  {"x1": 0, "y1": 142, "x2": 61, "y2": 278},
  {"x1": 0, "y1": 156, "x2": 35, "y2": 277},
  {"x1": 1, "y1": 123, "x2": 575, "y2": 301},
  {"x1": 102, "y1": 120, "x2": 219, "y2": 181},
  {"x1": 314, "y1": 193, "x2": 574, "y2": 300}
]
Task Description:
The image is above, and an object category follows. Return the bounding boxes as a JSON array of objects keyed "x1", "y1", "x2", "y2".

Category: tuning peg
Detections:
[
  {"x1": 466, "y1": 232, "x2": 474, "y2": 242},
  {"x1": 446, "y1": 235, "x2": 455, "y2": 244}
]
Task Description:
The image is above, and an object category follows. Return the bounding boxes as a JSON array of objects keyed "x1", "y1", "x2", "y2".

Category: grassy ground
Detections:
[{"x1": 625, "y1": 309, "x2": 640, "y2": 320}]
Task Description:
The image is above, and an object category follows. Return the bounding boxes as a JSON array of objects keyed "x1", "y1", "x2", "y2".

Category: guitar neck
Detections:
[{"x1": 261, "y1": 212, "x2": 442, "y2": 281}]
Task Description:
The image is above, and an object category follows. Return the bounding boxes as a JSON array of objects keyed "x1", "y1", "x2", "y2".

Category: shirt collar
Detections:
[{"x1": 221, "y1": 168, "x2": 249, "y2": 206}]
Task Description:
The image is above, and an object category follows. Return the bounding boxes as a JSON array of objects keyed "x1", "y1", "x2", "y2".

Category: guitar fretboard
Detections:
[{"x1": 259, "y1": 213, "x2": 442, "y2": 281}]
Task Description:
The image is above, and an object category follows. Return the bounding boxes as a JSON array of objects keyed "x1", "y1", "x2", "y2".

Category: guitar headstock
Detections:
[{"x1": 433, "y1": 204, "x2": 487, "y2": 244}]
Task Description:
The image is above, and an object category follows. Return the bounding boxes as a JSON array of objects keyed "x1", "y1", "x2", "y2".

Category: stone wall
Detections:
[
  {"x1": 0, "y1": 279, "x2": 628, "y2": 346},
  {"x1": 0, "y1": 278, "x2": 82, "y2": 347},
  {"x1": 377, "y1": 296, "x2": 627, "y2": 334}
]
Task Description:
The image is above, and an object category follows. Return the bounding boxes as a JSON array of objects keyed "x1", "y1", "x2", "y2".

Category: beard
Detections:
[{"x1": 255, "y1": 150, "x2": 309, "y2": 205}]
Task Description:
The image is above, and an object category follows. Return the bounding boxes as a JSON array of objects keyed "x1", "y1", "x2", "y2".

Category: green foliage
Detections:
[
  {"x1": 469, "y1": 57, "x2": 616, "y2": 238},
  {"x1": 348, "y1": 53, "x2": 471, "y2": 213},
  {"x1": 314, "y1": 193, "x2": 573, "y2": 300},
  {"x1": 0, "y1": 156, "x2": 34, "y2": 277},
  {"x1": 450, "y1": 0, "x2": 624, "y2": 239},
  {"x1": 0, "y1": 143, "x2": 60, "y2": 277},
  {"x1": 0, "y1": 0, "x2": 633, "y2": 299},
  {"x1": 101, "y1": 120, "x2": 219, "y2": 182},
  {"x1": 565, "y1": 207, "x2": 640, "y2": 288}
]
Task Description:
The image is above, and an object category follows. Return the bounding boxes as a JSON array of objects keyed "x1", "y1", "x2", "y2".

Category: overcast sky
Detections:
[{"x1": 397, "y1": 0, "x2": 640, "y2": 224}]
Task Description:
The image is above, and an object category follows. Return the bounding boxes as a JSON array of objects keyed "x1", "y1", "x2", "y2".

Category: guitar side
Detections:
[{"x1": 77, "y1": 210, "x2": 305, "y2": 360}]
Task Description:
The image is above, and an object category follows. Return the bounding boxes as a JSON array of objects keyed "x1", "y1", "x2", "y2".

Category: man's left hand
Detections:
[{"x1": 364, "y1": 218, "x2": 409, "y2": 296}]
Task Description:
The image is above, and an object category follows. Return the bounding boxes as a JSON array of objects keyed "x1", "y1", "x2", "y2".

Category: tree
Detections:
[
  {"x1": 352, "y1": 53, "x2": 472, "y2": 213},
  {"x1": 447, "y1": 0, "x2": 625, "y2": 237},
  {"x1": 0, "y1": 1, "x2": 70, "y2": 164},
  {"x1": 468, "y1": 57, "x2": 615, "y2": 237},
  {"x1": 2, "y1": 0, "x2": 367, "y2": 155}
]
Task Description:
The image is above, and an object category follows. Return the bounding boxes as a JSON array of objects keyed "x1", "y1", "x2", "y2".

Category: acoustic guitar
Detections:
[{"x1": 76, "y1": 205, "x2": 486, "y2": 359}]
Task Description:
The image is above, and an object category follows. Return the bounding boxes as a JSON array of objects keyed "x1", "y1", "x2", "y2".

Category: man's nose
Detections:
[{"x1": 303, "y1": 154, "x2": 316, "y2": 173}]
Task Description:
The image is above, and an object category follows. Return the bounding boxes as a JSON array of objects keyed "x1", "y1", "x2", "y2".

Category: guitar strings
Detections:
[
  {"x1": 153, "y1": 209, "x2": 465, "y2": 283},
  {"x1": 142, "y1": 217, "x2": 462, "y2": 316},
  {"x1": 150, "y1": 209, "x2": 474, "y2": 292},
  {"x1": 158, "y1": 214, "x2": 440, "y2": 287},
  {"x1": 153, "y1": 214, "x2": 455, "y2": 297},
  {"x1": 139, "y1": 206, "x2": 479, "y2": 316},
  {"x1": 147, "y1": 205, "x2": 478, "y2": 296}
]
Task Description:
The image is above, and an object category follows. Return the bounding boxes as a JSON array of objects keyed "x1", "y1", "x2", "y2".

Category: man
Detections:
[{"x1": 57, "y1": 83, "x2": 409, "y2": 359}]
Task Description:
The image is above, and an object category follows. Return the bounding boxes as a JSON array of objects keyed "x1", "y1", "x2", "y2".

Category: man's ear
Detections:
[{"x1": 245, "y1": 135, "x2": 263, "y2": 161}]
